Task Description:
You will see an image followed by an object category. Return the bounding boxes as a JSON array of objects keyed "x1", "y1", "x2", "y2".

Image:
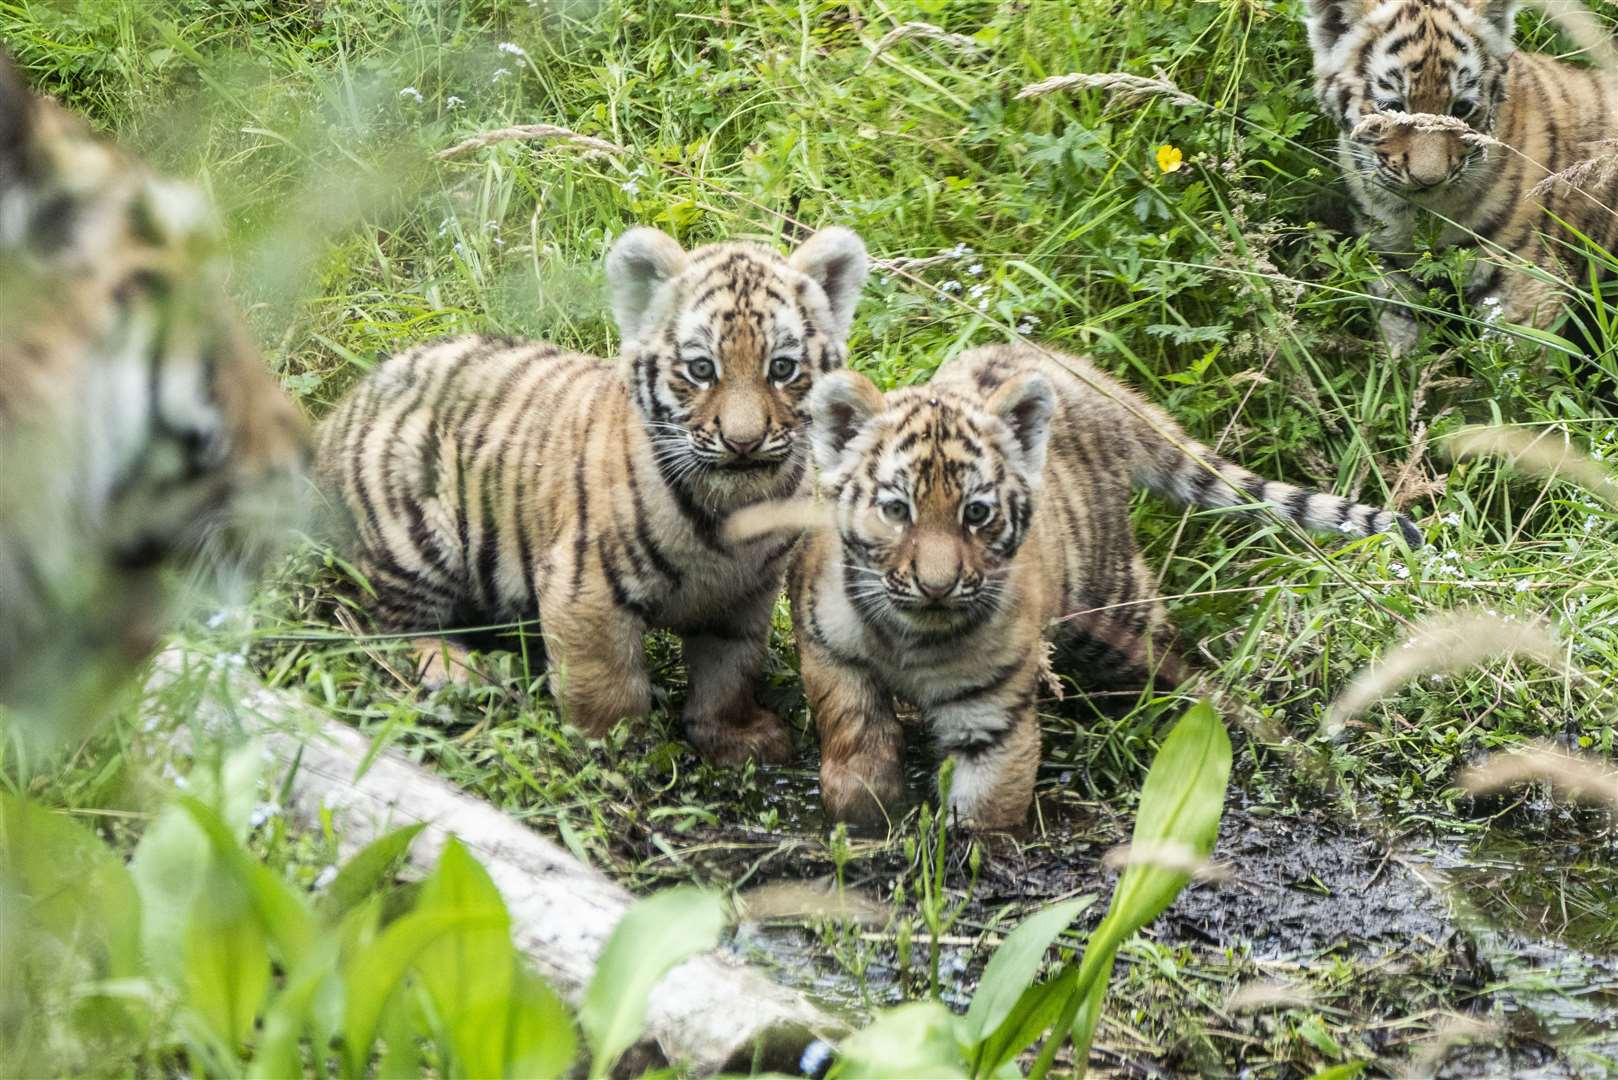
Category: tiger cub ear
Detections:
[
  {"x1": 605, "y1": 226, "x2": 687, "y2": 345},
  {"x1": 1470, "y1": 0, "x2": 1518, "y2": 35},
  {"x1": 985, "y1": 372, "x2": 1055, "y2": 478},
  {"x1": 1305, "y1": 0, "x2": 1369, "y2": 53},
  {"x1": 789, "y1": 227, "x2": 868, "y2": 341},
  {"x1": 808, "y1": 368, "x2": 886, "y2": 475}
]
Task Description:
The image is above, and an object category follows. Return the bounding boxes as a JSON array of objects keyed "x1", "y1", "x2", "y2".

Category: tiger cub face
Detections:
[
  {"x1": 606, "y1": 226, "x2": 867, "y2": 510},
  {"x1": 1307, "y1": 0, "x2": 1515, "y2": 194},
  {"x1": 0, "y1": 56, "x2": 308, "y2": 714},
  {"x1": 806, "y1": 367, "x2": 1054, "y2": 636}
]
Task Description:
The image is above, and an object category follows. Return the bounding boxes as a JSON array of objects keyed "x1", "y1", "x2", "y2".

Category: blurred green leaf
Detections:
[
  {"x1": 504, "y1": 965, "x2": 578, "y2": 1080},
  {"x1": 318, "y1": 822, "x2": 425, "y2": 924},
  {"x1": 830, "y1": 1001, "x2": 968, "y2": 1080},
  {"x1": 580, "y1": 886, "x2": 725, "y2": 1079},
  {"x1": 412, "y1": 838, "x2": 514, "y2": 1079},
  {"x1": 183, "y1": 897, "x2": 272, "y2": 1051},
  {"x1": 178, "y1": 796, "x2": 314, "y2": 967},
  {"x1": 248, "y1": 936, "x2": 340, "y2": 1080}
]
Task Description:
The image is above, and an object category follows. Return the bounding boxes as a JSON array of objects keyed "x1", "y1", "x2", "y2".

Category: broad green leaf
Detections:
[
  {"x1": 412, "y1": 839, "x2": 514, "y2": 1079},
  {"x1": 0, "y1": 794, "x2": 142, "y2": 980},
  {"x1": 178, "y1": 796, "x2": 314, "y2": 967},
  {"x1": 961, "y1": 896, "x2": 1094, "y2": 1063},
  {"x1": 249, "y1": 936, "x2": 340, "y2": 1080},
  {"x1": 580, "y1": 886, "x2": 725, "y2": 1079},
  {"x1": 318, "y1": 822, "x2": 425, "y2": 924},
  {"x1": 376, "y1": 979, "x2": 423, "y2": 1079},
  {"x1": 504, "y1": 964, "x2": 578, "y2": 1080},
  {"x1": 830, "y1": 1001, "x2": 969, "y2": 1080},
  {"x1": 341, "y1": 907, "x2": 508, "y2": 1079},
  {"x1": 1307, "y1": 1063, "x2": 1369, "y2": 1079},
  {"x1": 130, "y1": 742, "x2": 264, "y2": 985},
  {"x1": 183, "y1": 900, "x2": 272, "y2": 1050}
]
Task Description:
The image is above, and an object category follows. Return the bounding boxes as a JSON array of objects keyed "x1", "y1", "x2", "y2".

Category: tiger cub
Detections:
[
  {"x1": 0, "y1": 54, "x2": 309, "y2": 724},
  {"x1": 782, "y1": 344, "x2": 1419, "y2": 830},
  {"x1": 1306, "y1": 0, "x2": 1617, "y2": 352},
  {"x1": 316, "y1": 226, "x2": 867, "y2": 764}
]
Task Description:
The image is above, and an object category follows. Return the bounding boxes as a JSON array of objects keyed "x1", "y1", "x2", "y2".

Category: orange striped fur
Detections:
[
  {"x1": 0, "y1": 53, "x2": 309, "y2": 717},
  {"x1": 1307, "y1": 0, "x2": 1618, "y2": 351},
  {"x1": 316, "y1": 227, "x2": 867, "y2": 763},
  {"x1": 787, "y1": 344, "x2": 1418, "y2": 830}
]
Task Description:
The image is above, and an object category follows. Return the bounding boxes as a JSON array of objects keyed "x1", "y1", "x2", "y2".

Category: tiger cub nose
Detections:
[
  {"x1": 915, "y1": 574, "x2": 957, "y2": 601},
  {"x1": 721, "y1": 431, "x2": 765, "y2": 455}
]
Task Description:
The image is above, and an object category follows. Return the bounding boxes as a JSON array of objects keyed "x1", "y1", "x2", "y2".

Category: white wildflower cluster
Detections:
[
  {"x1": 498, "y1": 41, "x2": 528, "y2": 58},
  {"x1": 485, "y1": 219, "x2": 503, "y2": 247},
  {"x1": 399, "y1": 86, "x2": 424, "y2": 104},
  {"x1": 248, "y1": 802, "x2": 282, "y2": 830},
  {"x1": 492, "y1": 67, "x2": 512, "y2": 83},
  {"x1": 1016, "y1": 313, "x2": 1041, "y2": 335},
  {"x1": 446, "y1": 95, "x2": 465, "y2": 110},
  {"x1": 620, "y1": 164, "x2": 646, "y2": 197},
  {"x1": 312, "y1": 865, "x2": 339, "y2": 891}
]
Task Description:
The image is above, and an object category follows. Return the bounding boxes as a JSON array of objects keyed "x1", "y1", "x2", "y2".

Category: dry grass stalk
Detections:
[
  {"x1": 866, "y1": 21, "x2": 979, "y2": 63},
  {"x1": 1458, "y1": 739, "x2": 1618, "y2": 809},
  {"x1": 1401, "y1": 1015, "x2": 1505, "y2": 1080},
  {"x1": 721, "y1": 498, "x2": 833, "y2": 546},
  {"x1": 435, "y1": 124, "x2": 625, "y2": 161},
  {"x1": 736, "y1": 881, "x2": 892, "y2": 926},
  {"x1": 873, "y1": 252, "x2": 958, "y2": 274},
  {"x1": 1014, "y1": 71, "x2": 1203, "y2": 108},
  {"x1": 1531, "y1": 138, "x2": 1618, "y2": 197},
  {"x1": 1225, "y1": 980, "x2": 1316, "y2": 1014},
  {"x1": 1447, "y1": 425, "x2": 1618, "y2": 506},
  {"x1": 1349, "y1": 110, "x2": 1504, "y2": 151},
  {"x1": 1101, "y1": 842, "x2": 1231, "y2": 882},
  {"x1": 1325, "y1": 611, "x2": 1567, "y2": 735}
]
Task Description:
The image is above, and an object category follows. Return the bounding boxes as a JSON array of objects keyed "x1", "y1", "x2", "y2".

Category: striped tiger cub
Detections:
[
  {"x1": 0, "y1": 54, "x2": 310, "y2": 724},
  {"x1": 1306, "y1": 0, "x2": 1617, "y2": 352},
  {"x1": 768, "y1": 343, "x2": 1418, "y2": 829},
  {"x1": 316, "y1": 226, "x2": 867, "y2": 764}
]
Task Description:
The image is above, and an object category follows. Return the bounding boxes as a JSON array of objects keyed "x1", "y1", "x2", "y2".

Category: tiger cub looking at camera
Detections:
[
  {"x1": 316, "y1": 226, "x2": 867, "y2": 764},
  {"x1": 0, "y1": 53, "x2": 309, "y2": 726},
  {"x1": 1306, "y1": 0, "x2": 1617, "y2": 352},
  {"x1": 772, "y1": 344, "x2": 1419, "y2": 830}
]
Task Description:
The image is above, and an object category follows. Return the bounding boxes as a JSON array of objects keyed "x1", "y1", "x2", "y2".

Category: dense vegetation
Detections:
[{"x1": 3, "y1": 0, "x2": 1614, "y2": 1075}]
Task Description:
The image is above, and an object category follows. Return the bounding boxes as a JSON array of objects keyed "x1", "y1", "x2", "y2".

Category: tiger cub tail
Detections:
[{"x1": 1128, "y1": 422, "x2": 1423, "y2": 547}]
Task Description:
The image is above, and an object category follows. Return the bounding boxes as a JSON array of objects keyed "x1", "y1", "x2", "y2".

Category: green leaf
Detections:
[
  {"x1": 1307, "y1": 1064, "x2": 1369, "y2": 1080},
  {"x1": 177, "y1": 796, "x2": 314, "y2": 967},
  {"x1": 318, "y1": 822, "x2": 425, "y2": 924},
  {"x1": 829, "y1": 1001, "x2": 968, "y2": 1080},
  {"x1": 412, "y1": 839, "x2": 515, "y2": 1079},
  {"x1": 249, "y1": 936, "x2": 340, "y2": 1080},
  {"x1": 961, "y1": 896, "x2": 1094, "y2": 1061},
  {"x1": 340, "y1": 906, "x2": 509, "y2": 1079},
  {"x1": 504, "y1": 964, "x2": 578, "y2": 1080},
  {"x1": 580, "y1": 886, "x2": 725, "y2": 1079},
  {"x1": 183, "y1": 897, "x2": 272, "y2": 1050}
]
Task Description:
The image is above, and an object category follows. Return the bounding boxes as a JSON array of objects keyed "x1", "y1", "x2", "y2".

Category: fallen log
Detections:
[{"x1": 148, "y1": 650, "x2": 843, "y2": 1075}]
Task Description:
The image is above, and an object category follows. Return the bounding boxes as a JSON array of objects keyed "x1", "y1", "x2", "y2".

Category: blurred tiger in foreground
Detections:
[
  {"x1": 0, "y1": 54, "x2": 310, "y2": 726},
  {"x1": 316, "y1": 226, "x2": 867, "y2": 764},
  {"x1": 1306, "y1": 0, "x2": 1617, "y2": 353},
  {"x1": 732, "y1": 344, "x2": 1419, "y2": 830}
]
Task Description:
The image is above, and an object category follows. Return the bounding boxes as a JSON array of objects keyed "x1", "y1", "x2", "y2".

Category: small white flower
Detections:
[
  {"x1": 967, "y1": 262, "x2": 984, "y2": 275},
  {"x1": 312, "y1": 865, "x2": 338, "y2": 891},
  {"x1": 948, "y1": 242, "x2": 973, "y2": 258},
  {"x1": 1441, "y1": 511, "x2": 1461, "y2": 527},
  {"x1": 1389, "y1": 561, "x2": 1410, "y2": 580},
  {"x1": 1514, "y1": 579, "x2": 1531, "y2": 593},
  {"x1": 446, "y1": 95, "x2": 465, "y2": 109},
  {"x1": 498, "y1": 41, "x2": 528, "y2": 57},
  {"x1": 968, "y1": 283, "x2": 988, "y2": 299},
  {"x1": 940, "y1": 280, "x2": 962, "y2": 293},
  {"x1": 399, "y1": 86, "x2": 424, "y2": 104},
  {"x1": 977, "y1": 298, "x2": 989, "y2": 310},
  {"x1": 621, "y1": 178, "x2": 640, "y2": 196},
  {"x1": 248, "y1": 802, "x2": 281, "y2": 830},
  {"x1": 492, "y1": 67, "x2": 512, "y2": 82},
  {"x1": 1016, "y1": 319, "x2": 1036, "y2": 335}
]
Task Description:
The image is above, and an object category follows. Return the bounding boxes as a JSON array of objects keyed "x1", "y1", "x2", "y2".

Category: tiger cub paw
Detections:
[
  {"x1": 820, "y1": 758, "x2": 905, "y2": 829},
  {"x1": 687, "y1": 704, "x2": 795, "y2": 767},
  {"x1": 412, "y1": 638, "x2": 478, "y2": 689}
]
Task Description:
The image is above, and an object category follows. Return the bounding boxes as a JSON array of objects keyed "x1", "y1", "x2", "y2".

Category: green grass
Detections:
[{"x1": 4, "y1": 0, "x2": 1617, "y2": 1075}]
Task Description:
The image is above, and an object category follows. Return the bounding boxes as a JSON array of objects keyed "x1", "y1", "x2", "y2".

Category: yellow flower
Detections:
[{"x1": 1156, "y1": 144, "x2": 1185, "y2": 174}]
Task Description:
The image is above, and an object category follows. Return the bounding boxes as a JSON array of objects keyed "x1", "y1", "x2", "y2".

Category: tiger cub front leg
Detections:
[
  {"x1": 799, "y1": 635, "x2": 904, "y2": 826},
  {"x1": 680, "y1": 595, "x2": 794, "y2": 766},
  {"x1": 538, "y1": 583, "x2": 653, "y2": 739},
  {"x1": 927, "y1": 671, "x2": 1041, "y2": 832}
]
